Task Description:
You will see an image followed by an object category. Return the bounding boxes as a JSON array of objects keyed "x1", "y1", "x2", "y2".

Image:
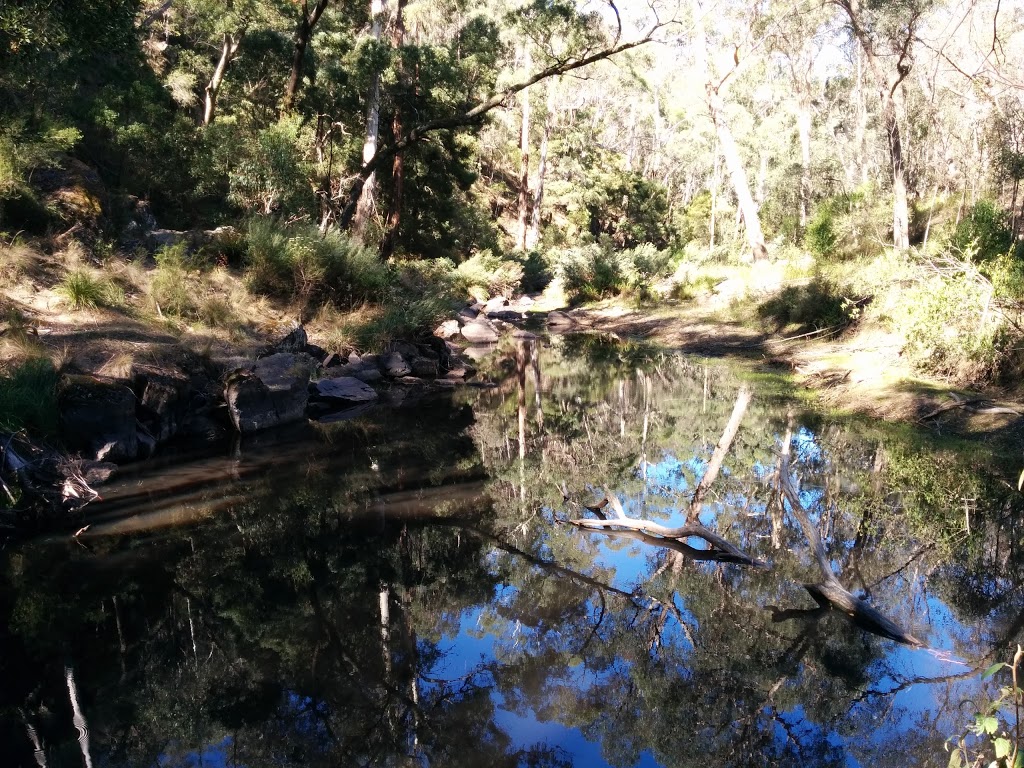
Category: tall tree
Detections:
[
  {"x1": 690, "y1": 0, "x2": 769, "y2": 260},
  {"x1": 379, "y1": 0, "x2": 409, "y2": 258},
  {"x1": 353, "y1": 0, "x2": 389, "y2": 237},
  {"x1": 283, "y1": 0, "x2": 331, "y2": 111},
  {"x1": 835, "y1": 0, "x2": 927, "y2": 250}
]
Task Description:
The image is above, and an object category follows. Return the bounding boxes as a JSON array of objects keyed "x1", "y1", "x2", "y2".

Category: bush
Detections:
[
  {"x1": 58, "y1": 269, "x2": 123, "y2": 310},
  {"x1": 0, "y1": 357, "x2": 58, "y2": 436},
  {"x1": 950, "y1": 200, "x2": 1014, "y2": 261},
  {"x1": 457, "y1": 251, "x2": 524, "y2": 300},
  {"x1": 757, "y1": 276, "x2": 858, "y2": 334},
  {"x1": 895, "y1": 273, "x2": 1003, "y2": 383},
  {"x1": 621, "y1": 242, "x2": 674, "y2": 297},
  {"x1": 244, "y1": 219, "x2": 391, "y2": 307},
  {"x1": 552, "y1": 242, "x2": 625, "y2": 303}
]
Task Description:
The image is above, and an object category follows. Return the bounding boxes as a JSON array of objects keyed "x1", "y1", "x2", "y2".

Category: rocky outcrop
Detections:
[
  {"x1": 314, "y1": 377, "x2": 378, "y2": 403},
  {"x1": 224, "y1": 353, "x2": 313, "y2": 433},
  {"x1": 132, "y1": 364, "x2": 192, "y2": 444},
  {"x1": 59, "y1": 376, "x2": 139, "y2": 463}
]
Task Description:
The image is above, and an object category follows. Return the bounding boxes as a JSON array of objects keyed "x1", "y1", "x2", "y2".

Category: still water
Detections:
[{"x1": 2, "y1": 335, "x2": 1022, "y2": 767}]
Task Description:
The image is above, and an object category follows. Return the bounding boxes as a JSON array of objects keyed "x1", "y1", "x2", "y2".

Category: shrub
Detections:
[
  {"x1": 552, "y1": 242, "x2": 625, "y2": 303},
  {"x1": 949, "y1": 200, "x2": 1014, "y2": 261},
  {"x1": 150, "y1": 244, "x2": 199, "y2": 319},
  {"x1": 243, "y1": 219, "x2": 391, "y2": 307},
  {"x1": 757, "y1": 276, "x2": 858, "y2": 334},
  {"x1": 895, "y1": 273, "x2": 1003, "y2": 383},
  {"x1": 457, "y1": 251, "x2": 524, "y2": 300},
  {"x1": 0, "y1": 357, "x2": 58, "y2": 436},
  {"x1": 621, "y1": 242, "x2": 674, "y2": 297},
  {"x1": 58, "y1": 269, "x2": 123, "y2": 310}
]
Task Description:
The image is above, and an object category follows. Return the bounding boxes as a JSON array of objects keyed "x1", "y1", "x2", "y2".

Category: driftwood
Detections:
[
  {"x1": 778, "y1": 413, "x2": 923, "y2": 648},
  {"x1": 567, "y1": 387, "x2": 764, "y2": 569},
  {"x1": 0, "y1": 432, "x2": 109, "y2": 531}
]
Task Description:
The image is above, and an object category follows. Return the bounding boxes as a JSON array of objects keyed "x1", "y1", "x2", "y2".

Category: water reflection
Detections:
[{"x1": 2, "y1": 335, "x2": 1023, "y2": 767}]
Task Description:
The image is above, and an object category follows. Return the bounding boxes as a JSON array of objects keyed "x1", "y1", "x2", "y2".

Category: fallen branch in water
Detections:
[
  {"x1": 567, "y1": 387, "x2": 764, "y2": 568},
  {"x1": 778, "y1": 412, "x2": 923, "y2": 648}
]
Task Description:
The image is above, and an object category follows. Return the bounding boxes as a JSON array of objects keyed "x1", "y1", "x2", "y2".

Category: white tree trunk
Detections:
[
  {"x1": 353, "y1": 0, "x2": 387, "y2": 236},
  {"x1": 515, "y1": 47, "x2": 532, "y2": 251},
  {"x1": 203, "y1": 32, "x2": 242, "y2": 126},
  {"x1": 526, "y1": 79, "x2": 556, "y2": 250}
]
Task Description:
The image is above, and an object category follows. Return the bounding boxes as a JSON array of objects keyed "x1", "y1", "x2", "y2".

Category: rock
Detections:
[
  {"x1": 487, "y1": 309, "x2": 525, "y2": 322},
  {"x1": 136, "y1": 427, "x2": 157, "y2": 460},
  {"x1": 276, "y1": 325, "x2": 308, "y2": 354},
  {"x1": 133, "y1": 364, "x2": 191, "y2": 444},
  {"x1": 314, "y1": 377, "x2": 379, "y2": 403},
  {"x1": 457, "y1": 306, "x2": 479, "y2": 322},
  {"x1": 323, "y1": 352, "x2": 343, "y2": 368},
  {"x1": 410, "y1": 357, "x2": 439, "y2": 378},
  {"x1": 512, "y1": 329, "x2": 538, "y2": 340},
  {"x1": 461, "y1": 345, "x2": 495, "y2": 362},
  {"x1": 547, "y1": 310, "x2": 575, "y2": 329},
  {"x1": 382, "y1": 351, "x2": 411, "y2": 377},
  {"x1": 461, "y1": 317, "x2": 499, "y2": 343},
  {"x1": 352, "y1": 367, "x2": 382, "y2": 383},
  {"x1": 59, "y1": 376, "x2": 139, "y2": 463},
  {"x1": 78, "y1": 460, "x2": 117, "y2": 486},
  {"x1": 434, "y1": 319, "x2": 461, "y2": 339},
  {"x1": 224, "y1": 353, "x2": 312, "y2": 433},
  {"x1": 305, "y1": 343, "x2": 327, "y2": 360},
  {"x1": 483, "y1": 296, "x2": 510, "y2": 314}
]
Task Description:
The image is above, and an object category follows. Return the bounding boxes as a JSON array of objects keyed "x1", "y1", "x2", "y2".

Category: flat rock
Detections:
[
  {"x1": 59, "y1": 375, "x2": 139, "y2": 463},
  {"x1": 410, "y1": 358, "x2": 438, "y2": 378},
  {"x1": 483, "y1": 296, "x2": 509, "y2": 314},
  {"x1": 461, "y1": 318, "x2": 499, "y2": 343},
  {"x1": 547, "y1": 310, "x2": 575, "y2": 329},
  {"x1": 434, "y1": 319, "x2": 461, "y2": 339},
  {"x1": 315, "y1": 376, "x2": 378, "y2": 403}
]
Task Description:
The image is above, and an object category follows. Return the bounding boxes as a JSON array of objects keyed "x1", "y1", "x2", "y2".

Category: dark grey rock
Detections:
[
  {"x1": 276, "y1": 325, "x2": 308, "y2": 353},
  {"x1": 224, "y1": 353, "x2": 311, "y2": 433},
  {"x1": 383, "y1": 351, "x2": 411, "y2": 377},
  {"x1": 59, "y1": 376, "x2": 139, "y2": 462},
  {"x1": 410, "y1": 357, "x2": 438, "y2": 378},
  {"x1": 133, "y1": 364, "x2": 191, "y2": 444},
  {"x1": 315, "y1": 377, "x2": 378, "y2": 403}
]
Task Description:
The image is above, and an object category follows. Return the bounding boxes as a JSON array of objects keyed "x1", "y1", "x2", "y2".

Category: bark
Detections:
[
  {"x1": 526, "y1": 79, "x2": 556, "y2": 250},
  {"x1": 836, "y1": 0, "x2": 916, "y2": 249},
  {"x1": 332, "y1": 27, "x2": 662, "y2": 231},
  {"x1": 65, "y1": 666, "x2": 94, "y2": 768},
  {"x1": 379, "y1": 0, "x2": 408, "y2": 258},
  {"x1": 283, "y1": 0, "x2": 330, "y2": 112},
  {"x1": 691, "y1": 0, "x2": 768, "y2": 260},
  {"x1": 515, "y1": 47, "x2": 532, "y2": 251},
  {"x1": 796, "y1": 100, "x2": 812, "y2": 228},
  {"x1": 203, "y1": 31, "x2": 243, "y2": 126},
  {"x1": 353, "y1": 0, "x2": 388, "y2": 237}
]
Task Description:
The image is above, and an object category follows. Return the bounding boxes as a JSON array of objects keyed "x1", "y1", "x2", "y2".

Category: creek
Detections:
[{"x1": 2, "y1": 334, "x2": 1022, "y2": 767}]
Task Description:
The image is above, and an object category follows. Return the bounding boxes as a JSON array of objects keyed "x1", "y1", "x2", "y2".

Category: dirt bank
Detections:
[{"x1": 549, "y1": 302, "x2": 1024, "y2": 439}]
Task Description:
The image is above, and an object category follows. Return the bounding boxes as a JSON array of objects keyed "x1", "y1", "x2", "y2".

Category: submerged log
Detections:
[{"x1": 778, "y1": 411, "x2": 923, "y2": 647}]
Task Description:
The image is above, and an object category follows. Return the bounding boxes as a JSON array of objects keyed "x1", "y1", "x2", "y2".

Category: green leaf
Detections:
[
  {"x1": 1014, "y1": 748, "x2": 1024, "y2": 768},
  {"x1": 947, "y1": 748, "x2": 964, "y2": 768},
  {"x1": 995, "y1": 737, "x2": 1012, "y2": 759},
  {"x1": 979, "y1": 714, "x2": 999, "y2": 734},
  {"x1": 984, "y1": 663, "x2": 1007, "y2": 680}
]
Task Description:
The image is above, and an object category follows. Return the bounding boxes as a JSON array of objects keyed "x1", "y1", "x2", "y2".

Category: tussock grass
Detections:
[
  {"x1": 58, "y1": 269, "x2": 123, "y2": 310},
  {"x1": 0, "y1": 357, "x2": 59, "y2": 436}
]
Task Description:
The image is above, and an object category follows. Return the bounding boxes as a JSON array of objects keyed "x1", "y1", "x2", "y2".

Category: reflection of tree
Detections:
[{"x1": 3, "y1": 339, "x2": 1024, "y2": 765}]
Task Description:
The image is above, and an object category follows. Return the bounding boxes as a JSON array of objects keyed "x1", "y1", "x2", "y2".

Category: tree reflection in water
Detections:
[{"x1": 1, "y1": 335, "x2": 1023, "y2": 767}]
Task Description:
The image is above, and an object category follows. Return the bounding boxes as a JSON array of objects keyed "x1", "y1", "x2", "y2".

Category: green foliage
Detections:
[
  {"x1": 553, "y1": 241, "x2": 625, "y2": 303},
  {"x1": 229, "y1": 117, "x2": 315, "y2": 218},
  {"x1": 574, "y1": 169, "x2": 672, "y2": 250},
  {"x1": 950, "y1": 200, "x2": 1015, "y2": 262},
  {"x1": 457, "y1": 251, "x2": 524, "y2": 300},
  {"x1": 757, "y1": 277, "x2": 859, "y2": 334},
  {"x1": 804, "y1": 190, "x2": 875, "y2": 259},
  {"x1": 946, "y1": 647, "x2": 1024, "y2": 768},
  {"x1": 244, "y1": 218, "x2": 391, "y2": 307},
  {"x1": 58, "y1": 269, "x2": 123, "y2": 310},
  {"x1": 0, "y1": 357, "x2": 58, "y2": 436},
  {"x1": 895, "y1": 271, "x2": 1003, "y2": 383}
]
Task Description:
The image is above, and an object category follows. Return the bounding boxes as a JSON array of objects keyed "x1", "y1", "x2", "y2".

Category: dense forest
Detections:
[{"x1": 1, "y1": 0, "x2": 1024, "y2": 392}]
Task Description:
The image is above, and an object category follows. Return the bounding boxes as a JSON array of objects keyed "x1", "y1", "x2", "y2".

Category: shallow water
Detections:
[{"x1": 2, "y1": 334, "x2": 1023, "y2": 767}]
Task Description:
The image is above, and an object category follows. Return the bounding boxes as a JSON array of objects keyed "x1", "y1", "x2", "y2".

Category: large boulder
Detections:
[
  {"x1": 132, "y1": 364, "x2": 191, "y2": 444},
  {"x1": 461, "y1": 317, "x2": 500, "y2": 343},
  {"x1": 59, "y1": 376, "x2": 139, "y2": 462},
  {"x1": 382, "y1": 351, "x2": 411, "y2": 378},
  {"x1": 224, "y1": 353, "x2": 312, "y2": 433}
]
